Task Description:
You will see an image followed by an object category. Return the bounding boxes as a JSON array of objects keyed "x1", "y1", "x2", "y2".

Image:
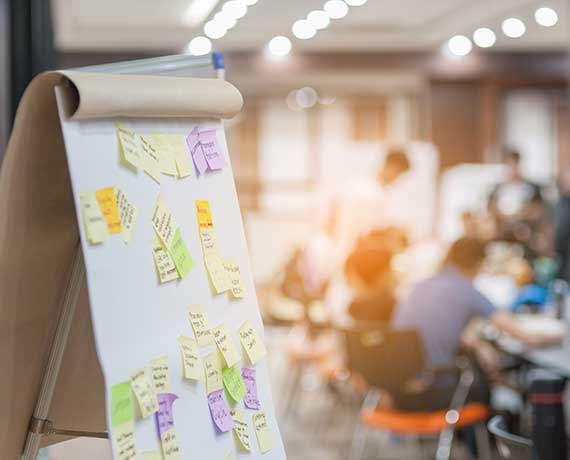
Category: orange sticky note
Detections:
[{"x1": 96, "y1": 187, "x2": 121, "y2": 234}]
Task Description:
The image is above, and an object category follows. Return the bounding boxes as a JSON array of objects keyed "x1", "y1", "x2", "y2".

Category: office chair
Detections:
[
  {"x1": 344, "y1": 324, "x2": 491, "y2": 460},
  {"x1": 488, "y1": 415, "x2": 533, "y2": 460}
]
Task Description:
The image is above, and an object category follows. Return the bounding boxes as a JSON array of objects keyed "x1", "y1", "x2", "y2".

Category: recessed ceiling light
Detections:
[
  {"x1": 324, "y1": 0, "x2": 349, "y2": 19},
  {"x1": 447, "y1": 35, "x2": 472, "y2": 56},
  {"x1": 535, "y1": 7, "x2": 558, "y2": 27},
  {"x1": 187, "y1": 36, "x2": 212, "y2": 56},
  {"x1": 268, "y1": 36, "x2": 292, "y2": 57},
  {"x1": 502, "y1": 17, "x2": 526, "y2": 38},
  {"x1": 223, "y1": 0, "x2": 247, "y2": 19},
  {"x1": 307, "y1": 10, "x2": 330, "y2": 30},
  {"x1": 241, "y1": 0, "x2": 258, "y2": 5},
  {"x1": 183, "y1": 0, "x2": 220, "y2": 26},
  {"x1": 345, "y1": 0, "x2": 367, "y2": 5},
  {"x1": 292, "y1": 19, "x2": 317, "y2": 39},
  {"x1": 215, "y1": 10, "x2": 237, "y2": 29},
  {"x1": 296, "y1": 87, "x2": 318, "y2": 109},
  {"x1": 204, "y1": 20, "x2": 227, "y2": 39},
  {"x1": 473, "y1": 27, "x2": 496, "y2": 48}
]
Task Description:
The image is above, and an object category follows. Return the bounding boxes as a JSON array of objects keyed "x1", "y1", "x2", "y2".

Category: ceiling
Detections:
[{"x1": 52, "y1": 0, "x2": 569, "y2": 53}]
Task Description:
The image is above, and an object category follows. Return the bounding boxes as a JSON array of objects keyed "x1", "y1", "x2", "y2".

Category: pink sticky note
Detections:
[
  {"x1": 207, "y1": 389, "x2": 234, "y2": 433},
  {"x1": 242, "y1": 368, "x2": 260, "y2": 410},
  {"x1": 186, "y1": 128, "x2": 208, "y2": 175},
  {"x1": 156, "y1": 393, "x2": 178, "y2": 436},
  {"x1": 199, "y1": 129, "x2": 226, "y2": 170}
]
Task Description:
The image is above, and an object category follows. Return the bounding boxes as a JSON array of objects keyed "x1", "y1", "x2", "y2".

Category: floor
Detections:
[{"x1": 39, "y1": 326, "x2": 476, "y2": 460}]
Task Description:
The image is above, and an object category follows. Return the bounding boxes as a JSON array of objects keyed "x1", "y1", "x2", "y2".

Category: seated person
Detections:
[
  {"x1": 391, "y1": 237, "x2": 562, "y2": 412},
  {"x1": 345, "y1": 244, "x2": 396, "y2": 324}
]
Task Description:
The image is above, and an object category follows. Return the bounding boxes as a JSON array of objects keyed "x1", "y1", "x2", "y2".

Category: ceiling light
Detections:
[
  {"x1": 307, "y1": 10, "x2": 330, "y2": 30},
  {"x1": 296, "y1": 87, "x2": 318, "y2": 108},
  {"x1": 535, "y1": 7, "x2": 558, "y2": 27},
  {"x1": 318, "y1": 94, "x2": 336, "y2": 105},
  {"x1": 447, "y1": 35, "x2": 472, "y2": 56},
  {"x1": 286, "y1": 90, "x2": 302, "y2": 111},
  {"x1": 187, "y1": 36, "x2": 212, "y2": 56},
  {"x1": 345, "y1": 0, "x2": 368, "y2": 5},
  {"x1": 268, "y1": 36, "x2": 292, "y2": 57},
  {"x1": 183, "y1": 0, "x2": 221, "y2": 26},
  {"x1": 223, "y1": 0, "x2": 247, "y2": 19},
  {"x1": 241, "y1": 0, "x2": 258, "y2": 4},
  {"x1": 502, "y1": 18, "x2": 526, "y2": 38},
  {"x1": 324, "y1": 0, "x2": 349, "y2": 19},
  {"x1": 292, "y1": 19, "x2": 317, "y2": 39},
  {"x1": 215, "y1": 10, "x2": 237, "y2": 29},
  {"x1": 473, "y1": 27, "x2": 496, "y2": 48},
  {"x1": 204, "y1": 20, "x2": 227, "y2": 39}
]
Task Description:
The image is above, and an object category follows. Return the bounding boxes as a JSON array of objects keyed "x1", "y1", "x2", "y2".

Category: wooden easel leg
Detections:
[{"x1": 22, "y1": 244, "x2": 85, "y2": 460}]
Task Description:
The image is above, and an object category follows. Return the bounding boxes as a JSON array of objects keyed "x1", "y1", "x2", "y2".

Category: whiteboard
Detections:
[{"x1": 55, "y1": 87, "x2": 287, "y2": 460}]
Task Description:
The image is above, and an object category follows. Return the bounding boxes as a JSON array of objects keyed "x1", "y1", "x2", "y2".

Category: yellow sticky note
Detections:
[
  {"x1": 160, "y1": 428, "x2": 180, "y2": 460},
  {"x1": 177, "y1": 336, "x2": 204, "y2": 381},
  {"x1": 140, "y1": 135, "x2": 161, "y2": 184},
  {"x1": 199, "y1": 228, "x2": 219, "y2": 256},
  {"x1": 151, "y1": 195, "x2": 177, "y2": 249},
  {"x1": 231, "y1": 410, "x2": 252, "y2": 452},
  {"x1": 152, "y1": 238, "x2": 179, "y2": 284},
  {"x1": 151, "y1": 133, "x2": 178, "y2": 176},
  {"x1": 187, "y1": 304, "x2": 213, "y2": 347},
  {"x1": 116, "y1": 122, "x2": 141, "y2": 170},
  {"x1": 224, "y1": 451, "x2": 234, "y2": 460},
  {"x1": 113, "y1": 420, "x2": 138, "y2": 460},
  {"x1": 114, "y1": 186, "x2": 138, "y2": 243},
  {"x1": 212, "y1": 323, "x2": 241, "y2": 367},
  {"x1": 169, "y1": 228, "x2": 194, "y2": 278},
  {"x1": 79, "y1": 191, "x2": 109, "y2": 244},
  {"x1": 238, "y1": 321, "x2": 267, "y2": 365},
  {"x1": 204, "y1": 351, "x2": 223, "y2": 393},
  {"x1": 195, "y1": 200, "x2": 213, "y2": 229},
  {"x1": 223, "y1": 259, "x2": 246, "y2": 299},
  {"x1": 151, "y1": 356, "x2": 171, "y2": 393},
  {"x1": 138, "y1": 451, "x2": 162, "y2": 460},
  {"x1": 166, "y1": 133, "x2": 193, "y2": 178},
  {"x1": 205, "y1": 254, "x2": 231, "y2": 293},
  {"x1": 131, "y1": 367, "x2": 158, "y2": 419},
  {"x1": 252, "y1": 411, "x2": 273, "y2": 453},
  {"x1": 96, "y1": 187, "x2": 122, "y2": 234}
]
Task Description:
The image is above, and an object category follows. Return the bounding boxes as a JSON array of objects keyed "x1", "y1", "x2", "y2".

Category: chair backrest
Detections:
[
  {"x1": 488, "y1": 416, "x2": 534, "y2": 460},
  {"x1": 343, "y1": 323, "x2": 424, "y2": 393}
]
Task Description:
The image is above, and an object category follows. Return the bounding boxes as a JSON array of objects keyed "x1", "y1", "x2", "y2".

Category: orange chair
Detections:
[{"x1": 344, "y1": 325, "x2": 493, "y2": 460}]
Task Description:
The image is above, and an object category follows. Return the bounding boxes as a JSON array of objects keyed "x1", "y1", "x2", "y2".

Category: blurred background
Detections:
[{"x1": 2, "y1": 1, "x2": 570, "y2": 459}]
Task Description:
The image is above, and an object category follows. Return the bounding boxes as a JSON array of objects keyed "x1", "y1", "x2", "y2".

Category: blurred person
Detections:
[
  {"x1": 391, "y1": 237, "x2": 563, "y2": 412},
  {"x1": 344, "y1": 243, "x2": 396, "y2": 323},
  {"x1": 554, "y1": 170, "x2": 570, "y2": 282}
]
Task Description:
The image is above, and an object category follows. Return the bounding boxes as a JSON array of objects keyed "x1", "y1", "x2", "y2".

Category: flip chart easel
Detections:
[{"x1": 2, "y1": 52, "x2": 274, "y2": 460}]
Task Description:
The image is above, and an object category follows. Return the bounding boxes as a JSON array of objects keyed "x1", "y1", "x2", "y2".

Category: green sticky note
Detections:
[
  {"x1": 222, "y1": 365, "x2": 246, "y2": 404},
  {"x1": 168, "y1": 228, "x2": 194, "y2": 278},
  {"x1": 111, "y1": 381, "x2": 134, "y2": 427}
]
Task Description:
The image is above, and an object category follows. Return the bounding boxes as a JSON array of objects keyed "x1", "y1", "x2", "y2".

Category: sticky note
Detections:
[
  {"x1": 131, "y1": 367, "x2": 158, "y2": 418},
  {"x1": 231, "y1": 410, "x2": 252, "y2": 452},
  {"x1": 151, "y1": 133, "x2": 178, "y2": 176},
  {"x1": 151, "y1": 196, "x2": 177, "y2": 249},
  {"x1": 224, "y1": 451, "x2": 234, "y2": 460},
  {"x1": 242, "y1": 367, "x2": 260, "y2": 410},
  {"x1": 238, "y1": 321, "x2": 267, "y2": 365},
  {"x1": 169, "y1": 228, "x2": 193, "y2": 278},
  {"x1": 205, "y1": 254, "x2": 231, "y2": 294},
  {"x1": 187, "y1": 304, "x2": 213, "y2": 346},
  {"x1": 96, "y1": 187, "x2": 122, "y2": 234},
  {"x1": 187, "y1": 128, "x2": 208, "y2": 175},
  {"x1": 156, "y1": 393, "x2": 180, "y2": 460},
  {"x1": 166, "y1": 133, "x2": 193, "y2": 178},
  {"x1": 177, "y1": 336, "x2": 204, "y2": 381},
  {"x1": 116, "y1": 122, "x2": 141, "y2": 169},
  {"x1": 222, "y1": 365, "x2": 246, "y2": 404},
  {"x1": 252, "y1": 411, "x2": 273, "y2": 453},
  {"x1": 223, "y1": 259, "x2": 246, "y2": 299},
  {"x1": 195, "y1": 200, "x2": 213, "y2": 230},
  {"x1": 199, "y1": 228, "x2": 218, "y2": 256},
  {"x1": 152, "y1": 238, "x2": 178, "y2": 284},
  {"x1": 212, "y1": 323, "x2": 241, "y2": 367},
  {"x1": 111, "y1": 381, "x2": 137, "y2": 460},
  {"x1": 151, "y1": 356, "x2": 171, "y2": 393},
  {"x1": 138, "y1": 451, "x2": 162, "y2": 460},
  {"x1": 140, "y1": 135, "x2": 161, "y2": 184},
  {"x1": 111, "y1": 381, "x2": 134, "y2": 428},
  {"x1": 207, "y1": 389, "x2": 235, "y2": 433},
  {"x1": 114, "y1": 187, "x2": 138, "y2": 243},
  {"x1": 79, "y1": 191, "x2": 109, "y2": 244},
  {"x1": 199, "y1": 129, "x2": 226, "y2": 170},
  {"x1": 204, "y1": 351, "x2": 223, "y2": 393}
]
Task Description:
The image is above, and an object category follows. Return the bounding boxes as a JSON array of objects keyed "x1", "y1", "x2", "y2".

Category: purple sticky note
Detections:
[
  {"x1": 207, "y1": 389, "x2": 235, "y2": 433},
  {"x1": 186, "y1": 128, "x2": 208, "y2": 175},
  {"x1": 199, "y1": 129, "x2": 226, "y2": 170},
  {"x1": 242, "y1": 367, "x2": 260, "y2": 410},
  {"x1": 156, "y1": 393, "x2": 178, "y2": 437}
]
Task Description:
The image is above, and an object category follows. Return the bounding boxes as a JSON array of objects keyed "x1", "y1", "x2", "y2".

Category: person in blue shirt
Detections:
[{"x1": 391, "y1": 237, "x2": 562, "y2": 411}]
